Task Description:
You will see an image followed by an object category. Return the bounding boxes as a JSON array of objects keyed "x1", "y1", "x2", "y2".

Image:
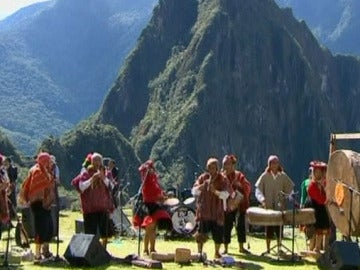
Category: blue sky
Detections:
[{"x1": 0, "y1": 0, "x2": 49, "y2": 20}]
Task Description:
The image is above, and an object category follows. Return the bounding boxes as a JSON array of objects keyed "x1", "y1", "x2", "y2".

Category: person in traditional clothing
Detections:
[
  {"x1": 107, "y1": 159, "x2": 120, "y2": 208},
  {"x1": 0, "y1": 154, "x2": 10, "y2": 240},
  {"x1": 18, "y1": 152, "x2": 55, "y2": 262},
  {"x1": 132, "y1": 160, "x2": 172, "y2": 255},
  {"x1": 192, "y1": 158, "x2": 230, "y2": 259},
  {"x1": 3, "y1": 157, "x2": 17, "y2": 209},
  {"x1": 71, "y1": 153, "x2": 115, "y2": 249},
  {"x1": 299, "y1": 166, "x2": 314, "y2": 249},
  {"x1": 307, "y1": 161, "x2": 330, "y2": 252},
  {"x1": 300, "y1": 167, "x2": 313, "y2": 208},
  {"x1": 50, "y1": 155, "x2": 60, "y2": 184},
  {"x1": 221, "y1": 154, "x2": 251, "y2": 254},
  {"x1": 255, "y1": 155, "x2": 294, "y2": 254}
]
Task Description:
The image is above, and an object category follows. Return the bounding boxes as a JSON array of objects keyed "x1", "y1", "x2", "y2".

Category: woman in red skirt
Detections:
[{"x1": 133, "y1": 160, "x2": 172, "y2": 255}]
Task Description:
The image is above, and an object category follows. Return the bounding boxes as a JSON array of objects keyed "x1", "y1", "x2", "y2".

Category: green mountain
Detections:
[
  {"x1": 276, "y1": 0, "x2": 360, "y2": 56},
  {"x1": 39, "y1": 119, "x2": 141, "y2": 191},
  {"x1": 95, "y1": 0, "x2": 360, "y2": 189},
  {"x1": 0, "y1": 0, "x2": 156, "y2": 154},
  {"x1": 0, "y1": 130, "x2": 22, "y2": 164},
  {"x1": 42, "y1": 0, "x2": 360, "y2": 190}
]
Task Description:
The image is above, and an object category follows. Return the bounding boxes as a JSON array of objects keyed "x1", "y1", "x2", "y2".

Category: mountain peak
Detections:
[{"x1": 97, "y1": 0, "x2": 360, "y2": 186}]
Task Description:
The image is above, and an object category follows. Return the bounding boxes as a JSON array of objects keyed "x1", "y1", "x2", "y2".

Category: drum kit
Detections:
[{"x1": 163, "y1": 189, "x2": 197, "y2": 237}]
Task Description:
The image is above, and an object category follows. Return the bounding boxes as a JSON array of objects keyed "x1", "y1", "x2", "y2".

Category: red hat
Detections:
[
  {"x1": 222, "y1": 154, "x2": 237, "y2": 165},
  {"x1": 138, "y1": 160, "x2": 154, "y2": 172},
  {"x1": 310, "y1": 160, "x2": 327, "y2": 169},
  {"x1": 36, "y1": 152, "x2": 51, "y2": 168}
]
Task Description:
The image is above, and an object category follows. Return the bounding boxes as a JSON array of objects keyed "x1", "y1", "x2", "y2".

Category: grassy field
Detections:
[{"x1": 4, "y1": 209, "x2": 323, "y2": 269}]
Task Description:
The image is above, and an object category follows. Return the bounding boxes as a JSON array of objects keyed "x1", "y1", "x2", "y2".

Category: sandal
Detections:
[
  {"x1": 239, "y1": 248, "x2": 251, "y2": 254},
  {"x1": 34, "y1": 256, "x2": 42, "y2": 265},
  {"x1": 42, "y1": 251, "x2": 53, "y2": 259}
]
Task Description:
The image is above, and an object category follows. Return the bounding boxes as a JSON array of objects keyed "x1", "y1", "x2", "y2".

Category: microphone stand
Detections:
[
  {"x1": 331, "y1": 179, "x2": 360, "y2": 240},
  {"x1": 289, "y1": 192, "x2": 301, "y2": 262},
  {"x1": 50, "y1": 179, "x2": 66, "y2": 264},
  {"x1": 134, "y1": 169, "x2": 149, "y2": 256},
  {"x1": 186, "y1": 155, "x2": 205, "y2": 174}
]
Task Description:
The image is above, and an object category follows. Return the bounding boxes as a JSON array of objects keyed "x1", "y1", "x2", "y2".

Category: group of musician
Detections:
[
  {"x1": 0, "y1": 149, "x2": 332, "y2": 263},
  {"x1": 133, "y1": 154, "x2": 332, "y2": 259}
]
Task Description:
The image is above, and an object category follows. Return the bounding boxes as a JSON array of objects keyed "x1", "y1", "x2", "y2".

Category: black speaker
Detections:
[
  {"x1": 64, "y1": 234, "x2": 111, "y2": 267},
  {"x1": 317, "y1": 241, "x2": 360, "y2": 270}
]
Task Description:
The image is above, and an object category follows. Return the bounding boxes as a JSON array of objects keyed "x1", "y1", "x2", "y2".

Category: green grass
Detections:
[{"x1": 10, "y1": 209, "x2": 321, "y2": 269}]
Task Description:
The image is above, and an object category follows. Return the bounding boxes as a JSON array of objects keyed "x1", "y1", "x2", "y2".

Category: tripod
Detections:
[
  {"x1": 118, "y1": 181, "x2": 130, "y2": 236},
  {"x1": 2, "y1": 199, "x2": 20, "y2": 269}
]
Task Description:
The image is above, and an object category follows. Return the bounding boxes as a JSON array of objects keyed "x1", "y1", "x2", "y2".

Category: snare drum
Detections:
[
  {"x1": 246, "y1": 207, "x2": 283, "y2": 226},
  {"x1": 282, "y1": 208, "x2": 316, "y2": 225},
  {"x1": 183, "y1": 197, "x2": 195, "y2": 205},
  {"x1": 170, "y1": 206, "x2": 196, "y2": 235},
  {"x1": 163, "y1": 197, "x2": 180, "y2": 206}
]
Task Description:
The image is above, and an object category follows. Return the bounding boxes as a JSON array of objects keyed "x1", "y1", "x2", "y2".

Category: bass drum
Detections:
[{"x1": 170, "y1": 206, "x2": 196, "y2": 235}]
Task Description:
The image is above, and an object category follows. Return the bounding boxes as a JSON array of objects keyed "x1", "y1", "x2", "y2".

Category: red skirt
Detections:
[{"x1": 133, "y1": 202, "x2": 172, "y2": 230}]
